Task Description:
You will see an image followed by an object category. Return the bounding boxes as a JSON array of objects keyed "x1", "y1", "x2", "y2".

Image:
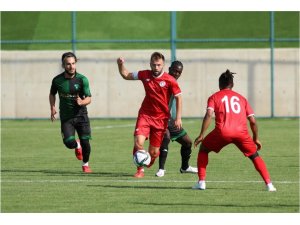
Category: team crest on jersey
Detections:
[
  {"x1": 74, "y1": 84, "x2": 80, "y2": 90},
  {"x1": 159, "y1": 81, "x2": 166, "y2": 87}
]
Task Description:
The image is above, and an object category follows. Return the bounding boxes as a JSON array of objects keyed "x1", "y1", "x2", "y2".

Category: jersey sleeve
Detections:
[
  {"x1": 82, "y1": 76, "x2": 92, "y2": 97},
  {"x1": 50, "y1": 79, "x2": 57, "y2": 95},
  {"x1": 170, "y1": 77, "x2": 181, "y2": 96},
  {"x1": 245, "y1": 98, "x2": 254, "y2": 117},
  {"x1": 207, "y1": 95, "x2": 215, "y2": 111}
]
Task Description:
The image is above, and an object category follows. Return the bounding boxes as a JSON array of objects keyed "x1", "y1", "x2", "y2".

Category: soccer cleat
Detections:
[
  {"x1": 155, "y1": 169, "x2": 166, "y2": 177},
  {"x1": 75, "y1": 139, "x2": 83, "y2": 160},
  {"x1": 266, "y1": 183, "x2": 277, "y2": 192},
  {"x1": 134, "y1": 167, "x2": 144, "y2": 178},
  {"x1": 192, "y1": 180, "x2": 206, "y2": 190},
  {"x1": 180, "y1": 166, "x2": 198, "y2": 174},
  {"x1": 82, "y1": 165, "x2": 92, "y2": 173}
]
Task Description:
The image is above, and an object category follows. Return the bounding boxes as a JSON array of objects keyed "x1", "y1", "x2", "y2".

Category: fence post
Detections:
[
  {"x1": 170, "y1": 11, "x2": 177, "y2": 62},
  {"x1": 270, "y1": 11, "x2": 275, "y2": 118},
  {"x1": 72, "y1": 11, "x2": 77, "y2": 53}
]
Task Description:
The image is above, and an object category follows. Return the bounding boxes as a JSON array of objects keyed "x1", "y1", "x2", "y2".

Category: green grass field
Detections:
[
  {"x1": 1, "y1": 11, "x2": 299, "y2": 50},
  {"x1": 1, "y1": 118, "x2": 299, "y2": 213}
]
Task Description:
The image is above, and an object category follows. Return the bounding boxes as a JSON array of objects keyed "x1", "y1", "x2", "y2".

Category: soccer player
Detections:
[
  {"x1": 193, "y1": 69, "x2": 276, "y2": 191},
  {"x1": 49, "y1": 52, "x2": 93, "y2": 173},
  {"x1": 117, "y1": 52, "x2": 182, "y2": 178},
  {"x1": 156, "y1": 61, "x2": 197, "y2": 177}
]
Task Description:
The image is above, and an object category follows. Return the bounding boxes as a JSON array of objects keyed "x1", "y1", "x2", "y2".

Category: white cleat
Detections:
[
  {"x1": 155, "y1": 169, "x2": 166, "y2": 177},
  {"x1": 267, "y1": 183, "x2": 277, "y2": 192},
  {"x1": 180, "y1": 166, "x2": 198, "y2": 174},
  {"x1": 192, "y1": 180, "x2": 206, "y2": 190}
]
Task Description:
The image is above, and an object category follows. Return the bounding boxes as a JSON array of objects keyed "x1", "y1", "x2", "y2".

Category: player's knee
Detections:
[
  {"x1": 183, "y1": 140, "x2": 192, "y2": 149},
  {"x1": 64, "y1": 139, "x2": 77, "y2": 149},
  {"x1": 160, "y1": 137, "x2": 170, "y2": 150},
  {"x1": 80, "y1": 138, "x2": 90, "y2": 148},
  {"x1": 248, "y1": 151, "x2": 259, "y2": 161},
  {"x1": 200, "y1": 144, "x2": 210, "y2": 153}
]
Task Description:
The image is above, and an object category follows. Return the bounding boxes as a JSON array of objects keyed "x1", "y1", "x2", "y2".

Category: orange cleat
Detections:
[
  {"x1": 134, "y1": 167, "x2": 144, "y2": 178},
  {"x1": 82, "y1": 165, "x2": 92, "y2": 173},
  {"x1": 75, "y1": 139, "x2": 83, "y2": 160}
]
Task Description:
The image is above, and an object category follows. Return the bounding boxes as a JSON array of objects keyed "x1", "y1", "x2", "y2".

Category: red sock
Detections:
[
  {"x1": 147, "y1": 151, "x2": 159, "y2": 168},
  {"x1": 197, "y1": 151, "x2": 208, "y2": 181},
  {"x1": 132, "y1": 147, "x2": 138, "y2": 155},
  {"x1": 252, "y1": 156, "x2": 271, "y2": 184}
]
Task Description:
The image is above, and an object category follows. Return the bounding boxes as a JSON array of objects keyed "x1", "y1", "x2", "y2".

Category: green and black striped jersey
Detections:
[{"x1": 50, "y1": 72, "x2": 91, "y2": 122}]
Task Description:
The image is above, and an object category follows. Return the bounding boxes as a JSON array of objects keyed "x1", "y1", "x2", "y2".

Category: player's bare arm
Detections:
[
  {"x1": 248, "y1": 115, "x2": 262, "y2": 150},
  {"x1": 49, "y1": 93, "x2": 57, "y2": 122},
  {"x1": 174, "y1": 94, "x2": 182, "y2": 130},
  {"x1": 117, "y1": 57, "x2": 134, "y2": 80},
  {"x1": 194, "y1": 109, "x2": 213, "y2": 148},
  {"x1": 77, "y1": 96, "x2": 91, "y2": 106}
]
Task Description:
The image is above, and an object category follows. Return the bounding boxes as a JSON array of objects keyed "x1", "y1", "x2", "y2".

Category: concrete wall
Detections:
[{"x1": 1, "y1": 49, "x2": 299, "y2": 119}]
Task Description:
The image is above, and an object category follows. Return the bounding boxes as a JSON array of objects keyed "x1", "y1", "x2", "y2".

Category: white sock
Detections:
[{"x1": 82, "y1": 162, "x2": 89, "y2": 167}]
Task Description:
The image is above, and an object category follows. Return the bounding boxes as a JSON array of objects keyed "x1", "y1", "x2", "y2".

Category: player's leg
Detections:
[
  {"x1": 132, "y1": 115, "x2": 150, "y2": 178},
  {"x1": 156, "y1": 129, "x2": 170, "y2": 177},
  {"x1": 61, "y1": 119, "x2": 82, "y2": 160},
  {"x1": 76, "y1": 115, "x2": 92, "y2": 173},
  {"x1": 132, "y1": 135, "x2": 148, "y2": 178},
  {"x1": 147, "y1": 118, "x2": 168, "y2": 169},
  {"x1": 176, "y1": 133, "x2": 197, "y2": 173},
  {"x1": 235, "y1": 136, "x2": 276, "y2": 191},
  {"x1": 193, "y1": 129, "x2": 226, "y2": 190}
]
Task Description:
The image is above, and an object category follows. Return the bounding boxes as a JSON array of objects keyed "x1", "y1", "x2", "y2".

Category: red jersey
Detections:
[
  {"x1": 134, "y1": 70, "x2": 181, "y2": 120},
  {"x1": 207, "y1": 89, "x2": 254, "y2": 135}
]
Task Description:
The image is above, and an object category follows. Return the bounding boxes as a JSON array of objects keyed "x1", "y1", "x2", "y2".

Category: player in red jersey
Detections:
[
  {"x1": 117, "y1": 52, "x2": 182, "y2": 178},
  {"x1": 193, "y1": 69, "x2": 276, "y2": 191}
]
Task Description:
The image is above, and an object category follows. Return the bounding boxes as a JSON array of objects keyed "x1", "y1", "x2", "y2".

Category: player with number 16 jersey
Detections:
[
  {"x1": 193, "y1": 69, "x2": 276, "y2": 191},
  {"x1": 207, "y1": 89, "x2": 253, "y2": 136}
]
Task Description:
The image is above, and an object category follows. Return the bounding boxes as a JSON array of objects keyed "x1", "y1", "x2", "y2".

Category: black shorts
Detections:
[
  {"x1": 167, "y1": 117, "x2": 187, "y2": 141},
  {"x1": 61, "y1": 114, "x2": 91, "y2": 142}
]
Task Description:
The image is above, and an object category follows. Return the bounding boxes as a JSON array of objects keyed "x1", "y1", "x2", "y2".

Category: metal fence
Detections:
[{"x1": 1, "y1": 12, "x2": 299, "y2": 117}]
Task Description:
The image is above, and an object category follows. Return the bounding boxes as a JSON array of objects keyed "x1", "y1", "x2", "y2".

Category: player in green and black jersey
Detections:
[
  {"x1": 156, "y1": 61, "x2": 198, "y2": 177},
  {"x1": 49, "y1": 52, "x2": 93, "y2": 173}
]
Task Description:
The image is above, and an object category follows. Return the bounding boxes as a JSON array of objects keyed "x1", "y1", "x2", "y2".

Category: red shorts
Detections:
[
  {"x1": 134, "y1": 114, "x2": 168, "y2": 147},
  {"x1": 202, "y1": 129, "x2": 257, "y2": 157}
]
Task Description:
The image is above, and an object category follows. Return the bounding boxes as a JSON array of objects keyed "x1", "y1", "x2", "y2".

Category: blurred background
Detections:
[{"x1": 1, "y1": 11, "x2": 299, "y2": 119}]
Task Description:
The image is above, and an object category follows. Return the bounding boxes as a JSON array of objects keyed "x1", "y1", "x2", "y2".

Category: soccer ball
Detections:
[{"x1": 133, "y1": 150, "x2": 151, "y2": 167}]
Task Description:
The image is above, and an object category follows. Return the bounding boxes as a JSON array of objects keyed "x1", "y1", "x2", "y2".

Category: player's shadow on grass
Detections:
[
  {"x1": 87, "y1": 184, "x2": 190, "y2": 190},
  {"x1": 132, "y1": 202, "x2": 299, "y2": 209},
  {"x1": 1, "y1": 169, "x2": 133, "y2": 178}
]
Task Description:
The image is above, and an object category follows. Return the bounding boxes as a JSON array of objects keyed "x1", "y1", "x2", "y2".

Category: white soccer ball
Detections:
[{"x1": 133, "y1": 150, "x2": 151, "y2": 167}]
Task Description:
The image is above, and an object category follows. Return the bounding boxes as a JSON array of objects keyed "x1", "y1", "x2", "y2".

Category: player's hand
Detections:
[
  {"x1": 117, "y1": 57, "x2": 124, "y2": 65},
  {"x1": 76, "y1": 95, "x2": 83, "y2": 106},
  {"x1": 254, "y1": 139, "x2": 262, "y2": 150},
  {"x1": 194, "y1": 135, "x2": 204, "y2": 148},
  {"x1": 174, "y1": 118, "x2": 182, "y2": 130},
  {"x1": 50, "y1": 108, "x2": 57, "y2": 122}
]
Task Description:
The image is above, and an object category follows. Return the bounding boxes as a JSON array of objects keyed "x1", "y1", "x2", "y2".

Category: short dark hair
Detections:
[
  {"x1": 219, "y1": 69, "x2": 236, "y2": 89},
  {"x1": 170, "y1": 60, "x2": 183, "y2": 69},
  {"x1": 150, "y1": 52, "x2": 165, "y2": 62},
  {"x1": 61, "y1": 52, "x2": 77, "y2": 64}
]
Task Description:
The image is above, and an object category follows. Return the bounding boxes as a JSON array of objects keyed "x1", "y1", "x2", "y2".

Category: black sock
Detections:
[
  {"x1": 80, "y1": 139, "x2": 91, "y2": 163},
  {"x1": 181, "y1": 146, "x2": 191, "y2": 170},
  {"x1": 159, "y1": 148, "x2": 168, "y2": 170}
]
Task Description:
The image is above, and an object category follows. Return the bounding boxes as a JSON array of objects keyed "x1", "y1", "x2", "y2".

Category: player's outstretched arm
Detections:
[{"x1": 117, "y1": 57, "x2": 134, "y2": 80}]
